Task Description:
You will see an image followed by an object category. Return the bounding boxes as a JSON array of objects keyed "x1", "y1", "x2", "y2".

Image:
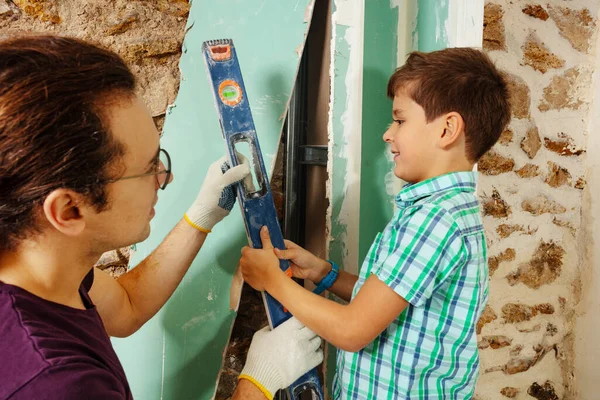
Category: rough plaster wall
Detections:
[
  {"x1": 0, "y1": 0, "x2": 187, "y2": 132},
  {"x1": 476, "y1": 2, "x2": 598, "y2": 399},
  {"x1": 574, "y1": 12, "x2": 600, "y2": 398},
  {"x1": 0, "y1": 0, "x2": 190, "y2": 276}
]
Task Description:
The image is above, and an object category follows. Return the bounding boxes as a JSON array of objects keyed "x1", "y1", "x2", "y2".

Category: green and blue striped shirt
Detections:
[{"x1": 333, "y1": 171, "x2": 488, "y2": 399}]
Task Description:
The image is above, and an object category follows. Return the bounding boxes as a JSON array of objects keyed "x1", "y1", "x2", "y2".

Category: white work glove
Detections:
[
  {"x1": 239, "y1": 317, "x2": 323, "y2": 400},
  {"x1": 184, "y1": 155, "x2": 250, "y2": 233}
]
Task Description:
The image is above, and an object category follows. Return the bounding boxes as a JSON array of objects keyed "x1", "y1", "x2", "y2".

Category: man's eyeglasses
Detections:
[{"x1": 108, "y1": 148, "x2": 172, "y2": 190}]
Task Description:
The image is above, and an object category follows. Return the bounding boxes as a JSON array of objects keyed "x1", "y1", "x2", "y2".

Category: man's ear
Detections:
[
  {"x1": 42, "y1": 189, "x2": 88, "y2": 236},
  {"x1": 439, "y1": 112, "x2": 465, "y2": 149}
]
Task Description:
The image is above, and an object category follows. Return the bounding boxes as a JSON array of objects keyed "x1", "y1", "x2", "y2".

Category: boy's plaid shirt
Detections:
[{"x1": 333, "y1": 171, "x2": 488, "y2": 399}]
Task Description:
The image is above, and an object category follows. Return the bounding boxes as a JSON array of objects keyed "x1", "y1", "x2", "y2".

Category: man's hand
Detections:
[
  {"x1": 184, "y1": 156, "x2": 250, "y2": 233},
  {"x1": 239, "y1": 226, "x2": 285, "y2": 292},
  {"x1": 239, "y1": 317, "x2": 323, "y2": 400},
  {"x1": 274, "y1": 240, "x2": 331, "y2": 283}
]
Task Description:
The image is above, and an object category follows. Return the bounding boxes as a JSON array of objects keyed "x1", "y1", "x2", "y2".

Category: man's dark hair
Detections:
[
  {"x1": 0, "y1": 35, "x2": 136, "y2": 251},
  {"x1": 387, "y1": 47, "x2": 511, "y2": 162}
]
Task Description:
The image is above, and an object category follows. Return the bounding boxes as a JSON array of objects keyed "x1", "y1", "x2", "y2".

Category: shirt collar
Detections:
[{"x1": 396, "y1": 171, "x2": 478, "y2": 205}]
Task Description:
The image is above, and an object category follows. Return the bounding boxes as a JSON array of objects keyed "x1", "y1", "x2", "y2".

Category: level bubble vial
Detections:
[{"x1": 218, "y1": 79, "x2": 243, "y2": 106}]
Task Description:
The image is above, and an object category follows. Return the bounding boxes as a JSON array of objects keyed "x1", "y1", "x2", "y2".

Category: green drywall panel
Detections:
[
  {"x1": 358, "y1": 0, "x2": 398, "y2": 263},
  {"x1": 111, "y1": 2, "x2": 314, "y2": 399},
  {"x1": 416, "y1": 0, "x2": 450, "y2": 51},
  {"x1": 328, "y1": 32, "x2": 350, "y2": 302}
]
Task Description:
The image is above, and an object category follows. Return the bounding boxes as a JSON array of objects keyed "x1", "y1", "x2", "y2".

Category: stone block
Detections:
[
  {"x1": 516, "y1": 163, "x2": 540, "y2": 178},
  {"x1": 507, "y1": 241, "x2": 565, "y2": 289},
  {"x1": 483, "y1": 3, "x2": 506, "y2": 51},
  {"x1": 521, "y1": 195, "x2": 566, "y2": 215},
  {"x1": 478, "y1": 150, "x2": 515, "y2": 175},
  {"x1": 11, "y1": 0, "x2": 60, "y2": 23},
  {"x1": 479, "y1": 335, "x2": 513, "y2": 350},
  {"x1": 548, "y1": 5, "x2": 596, "y2": 53},
  {"x1": 477, "y1": 305, "x2": 498, "y2": 334},
  {"x1": 485, "y1": 344, "x2": 557, "y2": 375},
  {"x1": 545, "y1": 162, "x2": 571, "y2": 188},
  {"x1": 502, "y1": 303, "x2": 536, "y2": 323},
  {"x1": 496, "y1": 224, "x2": 535, "y2": 238},
  {"x1": 575, "y1": 177, "x2": 586, "y2": 190},
  {"x1": 501, "y1": 387, "x2": 519, "y2": 398},
  {"x1": 521, "y1": 125, "x2": 541, "y2": 159},
  {"x1": 120, "y1": 37, "x2": 181, "y2": 63},
  {"x1": 543, "y1": 134, "x2": 584, "y2": 156},
  {"x1": 522, "y1": 5, "x2": 549, "y2": 21},
  {"x1": 528, "y1": 381, "x2": 559, "y2": 400},
  {"x1": 539, "y1": 68, "x2": 584, "y2": 112},
  {"x1": 521, "y1": 33, "x2": 565, "y2": 73},
  {"x1": 506, "y1": 74, "x2": 531, "y2": 119},
  {"x1": 106, "y1": 12, "x2": 138, "y2": 36},
  {"x1": 489, "y1": 248, "x2": 516, "y2": 276},
  {"x1": 481, "y1": 188, "x2": 511, "y2": 218},
  {"x1": 498, "y1": 129, "x2": 513, "y2": 145}
]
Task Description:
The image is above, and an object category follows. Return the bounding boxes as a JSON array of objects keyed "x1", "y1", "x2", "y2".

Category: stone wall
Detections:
[
  {"x1": 0, "y1": 0, "x2": 190, "y2": 274},
  {"x1": 477, "y1": 2, "x2": 598, "y2": 399}
]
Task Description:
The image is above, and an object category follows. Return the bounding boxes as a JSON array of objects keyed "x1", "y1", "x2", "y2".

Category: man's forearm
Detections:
[
  {"x1": 232, "y1": 378, "x2": 267, "y2": 400},
  {"x1": 116, "y1": 219, "x2": 206, "y2": 328}
]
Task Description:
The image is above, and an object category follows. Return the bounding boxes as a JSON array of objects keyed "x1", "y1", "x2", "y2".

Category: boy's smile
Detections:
[{"x1": 382, "y1": 91, "x2": 443, "y2": 183}]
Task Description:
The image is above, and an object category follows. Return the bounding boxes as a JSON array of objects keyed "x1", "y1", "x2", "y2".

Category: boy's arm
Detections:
[
  {"x1": 274, "y1": 240, "x2": 357, "y2": 302},
  {"x1": 327, "y1": 269, "x2": 358, "y2": 302},
  {"x1": 240, "y1": 229, "x2": 408, "y2": 352},
  {"x1": 274, "y1": 273, "x2": 407, "y2": 352}
]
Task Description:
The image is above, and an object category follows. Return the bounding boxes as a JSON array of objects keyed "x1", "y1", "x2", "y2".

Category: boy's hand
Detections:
[
  {"x1": 274, "y1": 240, "x2": 331, "y2": 283},
  {"x1": 240, "y1": 226, "x2": 285, "y2": 292}
]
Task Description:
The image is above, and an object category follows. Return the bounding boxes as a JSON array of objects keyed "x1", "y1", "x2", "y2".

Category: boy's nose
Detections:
[{"x1": 382, "y1": 128, "x2": 392, "y2": 142}]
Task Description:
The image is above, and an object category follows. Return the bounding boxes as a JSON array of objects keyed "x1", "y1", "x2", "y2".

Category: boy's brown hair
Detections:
[{"x1": 387, "y1": 47, "x2": 511, "y2": 162}]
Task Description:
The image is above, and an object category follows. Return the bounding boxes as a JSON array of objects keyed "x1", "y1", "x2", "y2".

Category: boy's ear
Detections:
[
  {"x1": 42, "y1": 189, "x2": 88, "y2": 237},
  {"x1": 438, "y1": 112, "x2": 465, "y2": 149}
]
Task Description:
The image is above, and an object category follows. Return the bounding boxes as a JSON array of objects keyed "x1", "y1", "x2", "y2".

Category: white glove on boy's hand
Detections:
[
  {"x1": 184, "y1": 155, "x2": 250, "y2": 233},
  {"x1": 239, "y1": 317, "x2": 323, "y2": 400}
]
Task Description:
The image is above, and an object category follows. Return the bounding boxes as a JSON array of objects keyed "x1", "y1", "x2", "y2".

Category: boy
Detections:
[{"x1": 239, "y1": 47, "x2": 510, "y2": 399}]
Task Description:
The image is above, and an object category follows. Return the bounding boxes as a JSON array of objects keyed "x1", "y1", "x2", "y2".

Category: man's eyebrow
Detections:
[{"x1": 147, "y1": 147, "x2": 160, "y2": 167}]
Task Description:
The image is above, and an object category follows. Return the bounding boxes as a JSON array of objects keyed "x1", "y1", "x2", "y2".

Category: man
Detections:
[{"x1": 0, "y1": 35, "x2": 321, "y2": 399}]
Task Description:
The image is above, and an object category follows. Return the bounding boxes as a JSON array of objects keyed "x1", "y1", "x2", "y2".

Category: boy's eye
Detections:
[{"x1": 391, "y1": 119, "x2": 404, "y2": 126}]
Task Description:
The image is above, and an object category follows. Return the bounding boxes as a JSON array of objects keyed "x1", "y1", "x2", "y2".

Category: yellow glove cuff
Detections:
[
  {"x1": 238, "y1": 374, "x2": 274, "y2": 400},
  {"x1": 183, "y1": 213, "x2": 211, "y2": 233}
]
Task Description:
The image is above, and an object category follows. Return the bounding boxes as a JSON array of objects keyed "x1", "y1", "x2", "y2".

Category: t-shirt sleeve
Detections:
[
  {"x1": 11, "y1": 363, "x2": 127, "y2": 399},
  {"x1": 374, "y1": 204, "x2": 466, "y2": 308}
]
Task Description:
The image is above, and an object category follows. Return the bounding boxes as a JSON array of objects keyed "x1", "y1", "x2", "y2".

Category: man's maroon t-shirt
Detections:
[{"x1": 0, "y1": 269, "x2": 133, "y2": 399}]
